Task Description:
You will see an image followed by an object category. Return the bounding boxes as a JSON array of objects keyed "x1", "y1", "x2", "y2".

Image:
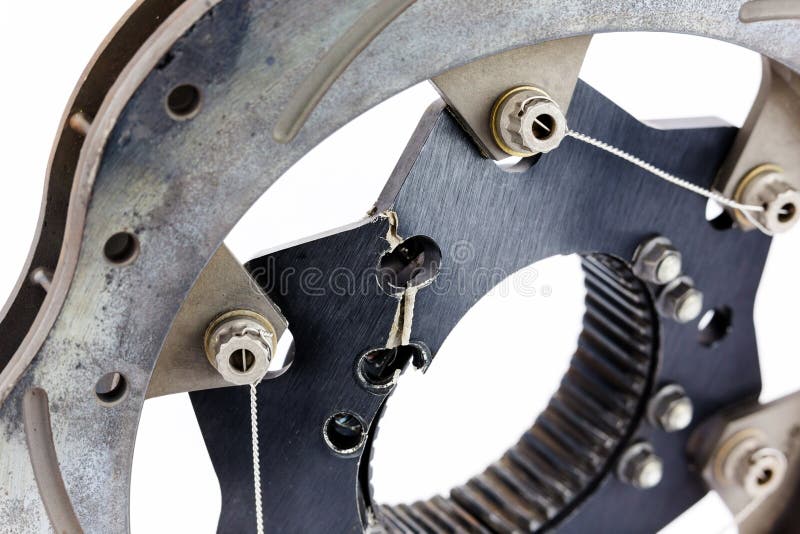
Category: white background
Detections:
[{"x1": 2, "y1": 2, "x2": 799, "y2": 533}]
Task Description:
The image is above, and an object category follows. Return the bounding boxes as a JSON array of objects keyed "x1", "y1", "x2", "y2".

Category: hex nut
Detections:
[
  {"x1": 204, "y1": 310, "x2": 276, "y2": 386},
  {"x1": 657, "y1": 277, "x2": 703, "y2": 323},
  {"x1": 647, "y1": 384, "x2": 693, "y2": 432},
  {"x1": 491, "y1": 86, "x2": 567, "y2": 157},
  {"x1": 617, "y1": 441, "x2": 664, "y2": 489},
  {"x1": 632, "y1": 236, "x2": 682, "y2": 285}
]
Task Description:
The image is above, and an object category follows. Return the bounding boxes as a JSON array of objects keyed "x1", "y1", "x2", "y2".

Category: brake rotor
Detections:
[{"x1": 1, "y1": 1, "x2": 799, "y2": 533}]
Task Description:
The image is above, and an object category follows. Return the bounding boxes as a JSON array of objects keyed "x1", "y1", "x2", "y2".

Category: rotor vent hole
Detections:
[
  {"x1": 697, "y1": 306, "x2": 732, "y2": 348},
  {"x1": 324, "y1": 412, "x2": 366, "y2": 455},
  {"x1": 166, "y1": 84, "x2": 202, "y2": 120},
  {"x1": 378, "y1": 235, "x2": 442, "y2": 293},
  {"x1": 104, "y1": 232, "x2": 139, "y2": 265},
  {"x1": 532, "y1": 113, "x2": 556, "y2": 140},
  {"x1": 95, "y1": 372, "x2": 128, "y2": 405},
  {"x1": 229, "y1": 349, "x2": 256, "y2": 374}
]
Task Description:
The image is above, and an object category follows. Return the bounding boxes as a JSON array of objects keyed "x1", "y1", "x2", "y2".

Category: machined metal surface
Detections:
[{"x1": 0, "y1": 0, "x2": 798, "y2": 532}]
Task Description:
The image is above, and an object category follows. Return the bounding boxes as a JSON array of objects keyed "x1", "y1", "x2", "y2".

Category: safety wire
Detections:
[
  {"x1": 565, "y1": 130, "x2": 766, "y2": 215},
  {"x1": 250, "y1": 381, "x2": 264, "y2": 534}
]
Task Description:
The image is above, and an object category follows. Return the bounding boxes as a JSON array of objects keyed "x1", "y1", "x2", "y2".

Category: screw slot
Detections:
[
  {"x1": 95, "y1": 372, "x2": 128, "y2": 405},
  {"x1": 166, "y1": 84, "x2": 202, "y2": 120},
  {"x1": 103, "y1": 232, "x2": 139, "y2": 265},
  {"x1": 323, "y1": 412, "x2": 366, "y2": 456}
]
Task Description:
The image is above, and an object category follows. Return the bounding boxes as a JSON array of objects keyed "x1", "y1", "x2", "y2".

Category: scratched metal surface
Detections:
[
  {"x1": 191, "y1": 81, "x2": 769, "y2": 532},
  {"x1": 0, "y1": 0, "x2": 794, "y2": 531}
]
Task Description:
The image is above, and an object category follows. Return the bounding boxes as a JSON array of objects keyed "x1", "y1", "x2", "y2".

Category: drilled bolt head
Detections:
[
  {"x1": 632, "y1": 236, "x2": 682, "y2": 285},
  {"x1": 737, "y1": 168, "x2": 800, "y2": 234},
  {"x1": 617, "y1": 441, "x2": 663, "y2": 489},
  {"x1": 204, "y1": 310, "x2": 275, "y2": 385},
  {"x1": 648, "y1": 384, "x2": 693, "y2": 432},
  {"x1": 657, "y1": 277, "x2": 703, "y2": 323},
  {"x1": 720, "y1": 434, "x2": 788, "y2": 498},
  {"x1": 491, "y1": 86, "x2": 567, "y2": 157}
]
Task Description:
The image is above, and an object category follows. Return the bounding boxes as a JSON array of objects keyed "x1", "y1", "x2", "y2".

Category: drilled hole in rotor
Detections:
[
  {"x1": 697, "y1": 306, "x2": 732, "y2": 348},
  {"x1": 95, "y1": 372, "x2": 128, "y2": 405},
  {"x1": 166, "y1": 84, "x2": 201, "y2": 119},
  {"x1": 103, "y1": 232, "x2": 139, "y2": 265},
  {"x1": 378, "y1": 235, "x2": 442, "y2": 293},
  {"x1": 228, "y1": 349, "x2": 256, "y2": 374},
  {"x1": 532, "y1": 113, "x2": 556, "y2": 140},
  {"x1": 778, "y1": 203, "x2": 796, "y2": 223},
  {"x1": 324, "y1": 412, "x2": 366, "y2": 455}
]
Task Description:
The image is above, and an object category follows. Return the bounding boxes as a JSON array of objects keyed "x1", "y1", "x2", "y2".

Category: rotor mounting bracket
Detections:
[{"x1": 431, "y1": 36, "x2": 591, "y2": 160}]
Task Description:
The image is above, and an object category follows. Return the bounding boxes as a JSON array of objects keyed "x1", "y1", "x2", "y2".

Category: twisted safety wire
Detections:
[
  {"x1": 566, "y1": 130, "x2": 764, "y2": 213},
  {"x1": 250, "y1": 383, "x2": 264, "y2": 534}
]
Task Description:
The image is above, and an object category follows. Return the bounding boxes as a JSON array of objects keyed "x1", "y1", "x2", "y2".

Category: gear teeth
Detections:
[{"x1": 377, "y1": 255, "x2": 657, "y2": 533}]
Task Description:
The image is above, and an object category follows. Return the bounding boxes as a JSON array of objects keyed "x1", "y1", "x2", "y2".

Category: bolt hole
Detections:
[
  {"x1": 757, "y1": 468, "x2": 773, "y2": 486},
  {"x1": 378, "y1": 235, "x2": 442, "y2": 293},
  {"x1": 166, "y1": 84, "x2": 202, "y2": 120},
  {"x1": 778, "y1": 203, "x2": 796, "y2": 223},
  {"x1": 531, "y1": 114, "x2": 556, "y2": 140},
  {"x1": 229, "y1": 349, "x2": 256, "y2": 374},
  {"x1": 95, "y1": 372, "x2": 128, "y2": 405},
  {"x1": 697, "y1": 306, "x2": 732, "y2": 348},
  {"x1": 324, "y1": 412, "x2": 366, "y2": 456},
  {"x1": 357, "y1": 343, "x2": 429, "y2": 392},
  {"x1": 103, "y1": 232, "x2": 139, "y2": 265},
  {"x1": 705, "y1": 199, "x2": 734, "y2": 231}
]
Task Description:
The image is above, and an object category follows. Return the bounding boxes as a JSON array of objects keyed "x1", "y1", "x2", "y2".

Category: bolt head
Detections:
[
  {"x1": 738, "y1": 170, "x2": 800, "y2": 234},
  {"x1": 617, "y1": 441, "x2": 663, "y2": 489},
  {"x1": 492, "y1": 87, "x2": 567, "y2": 157},
  {"x1": 657, "y1": 277, "x2": 703, "y2": 323},
  {"x1": 648, "y1": 384, "x2": 693, "y2": 432},
  {"x1": 632, "y1": 237, "x2": 682, "y2": 285},
  {"x1": 205, "y1": 311, "x2": 275, "y2": 385},
  {"x1": 635, "y1": 456, "x2": 664, "y2": 489},
  {"x1": 655, "y1": 254, "x2": 682, "y2": 285},
  {"x1": 662, "y1": 397, "x2": 693, "y2": 432},
  {"x1": 676, "y1": 290, "x2": 703, "y2": 323}
]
